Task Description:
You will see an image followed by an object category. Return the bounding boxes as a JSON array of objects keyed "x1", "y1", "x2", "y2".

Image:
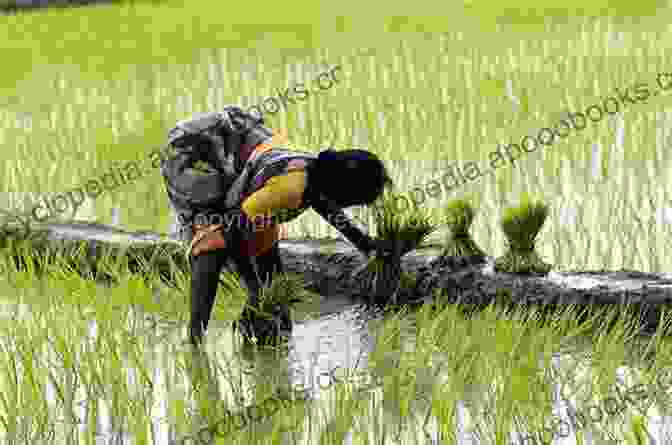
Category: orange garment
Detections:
[{"x1": 190, "y1": 224, "x2": 227, "y2": 256}]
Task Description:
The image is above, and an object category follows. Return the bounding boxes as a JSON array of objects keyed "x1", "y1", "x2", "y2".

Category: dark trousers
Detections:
[{"x1": 189, "y1": 243, "x2": 283, "y2": 345}]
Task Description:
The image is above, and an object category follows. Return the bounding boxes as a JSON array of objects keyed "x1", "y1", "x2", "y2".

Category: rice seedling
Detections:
[
  {"x1": 440, "y1": 197, "x2": 487, "y2": 262},
  {"x1": 352, "y1": 189, "x2": 436, "y2": 304},
  {"x1": 494, "y1": 194, "x2": 553, "y2": 275},
  {"x1": 0, "y1": 16, "x2": 669, "y2": 272},
  {"x1": 244, "y1": 271, "x2": 317, "y2": 319},
  {"x1": 0, "y1": 262, "x2": 668, "y2": 444},
  {"x1": 221, "y1": 269, "x2": 320, "y2": 347}
]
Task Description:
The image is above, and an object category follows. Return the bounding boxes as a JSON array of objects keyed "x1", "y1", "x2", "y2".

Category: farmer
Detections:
[{"x1": 160, "y1": 106, "x2": 394, "y2": 347}]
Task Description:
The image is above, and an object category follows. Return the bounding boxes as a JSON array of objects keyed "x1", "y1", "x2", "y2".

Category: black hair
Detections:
[{"x1": 310, "y1": 149, "x2": 393, "y2": 207}]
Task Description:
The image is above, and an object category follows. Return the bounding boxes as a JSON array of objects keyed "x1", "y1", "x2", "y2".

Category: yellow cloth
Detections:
[
  {"x1": 241, "y1": 170, "x2": 308, "y2": 223},
  {"x1": 238, "y1": 170, "x2": 308, "y2": 257}
]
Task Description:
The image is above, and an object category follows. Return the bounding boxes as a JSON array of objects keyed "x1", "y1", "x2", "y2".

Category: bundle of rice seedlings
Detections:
[
  {"x1": 441, "y1": 198, "x2": 486, "y2": 261},
  {"x1": 255, "y1": 272, "x2": 316, "y2": 315},
  {"x1": 494, "y1": 195, "x2": 552, "y2": 274},
  {"x1": 355, "y1": 189, "x2": 437, "y2": 304},
  {"x1": 224, "y1": 271, "x2": 315, "y2": 346}
]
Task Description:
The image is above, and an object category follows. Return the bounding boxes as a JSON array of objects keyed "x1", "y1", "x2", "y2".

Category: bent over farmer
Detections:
[{"x1": 160, "y1": 106, "x2": 394, "y2": 347}]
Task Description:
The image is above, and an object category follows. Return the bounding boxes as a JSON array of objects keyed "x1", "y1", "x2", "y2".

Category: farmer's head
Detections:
[{"x1": 310, "y1": 149, "x2": 392, "y2": 207}]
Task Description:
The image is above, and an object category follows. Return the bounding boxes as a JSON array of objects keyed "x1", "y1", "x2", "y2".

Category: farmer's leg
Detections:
[
  {"x1": 255, "y1": 243, "x2": 291, "y2": 332},
  {"x1": 230, "y1": 244, "x2": 290, "y2": 342},
  {"x1": 190, "y1": 248, "x2": 229, "y2": 346},
  {"x1": 229, "y1": 253, "x2": 270, "y2": 341},
  {"x1": 232, "y1": 225, "x2": 281, "y2": 306},
  {"x1": 230, "y1": 252, "x2": 263, "y2": 307},
  {"x1": 255, "y1": 242, "x2": 283, "y2": 285}
]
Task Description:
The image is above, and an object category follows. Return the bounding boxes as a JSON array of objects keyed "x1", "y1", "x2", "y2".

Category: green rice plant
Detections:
[
  {"x1": 3, "y1": 6, "x2": 672, "y2": 275},
  {"x1": 254, "y1": 272, "x2": 316, "y2": 317},
  {"x1": 494, "y1": 194, "x2": 552, "y2": 275},
  {"x1": 441, "y1": 197, "x2": 486, "y2": 261},
  {"x1": 355, "y1": 189, "x2": 437, "y2": 303},
  {"x1": 219, "y1": 270, "x2": 314, "y2": 346},
  {"x1": 4, "y1": 8, "x2": 672, "y2": 445},
  {"x1": 625, "y1": 413, "x2": 650, "y2": 445},
  {"x1": 0, "y1": 261, "x2": 666, "y2": 445},
  {"x1": 0, "y1": 274, "x2": 165, "y2": 443},
  {"x1": 371, "y1": 190, "x2": 437, "y2": 256},
  {"x1": 314, "y1": 382, "x2": 371, "y2": 445}
]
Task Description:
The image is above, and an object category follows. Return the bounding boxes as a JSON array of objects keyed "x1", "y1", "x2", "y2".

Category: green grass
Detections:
[{"x1": 3, "y1": 1, "x2": 672, "y2": 443}]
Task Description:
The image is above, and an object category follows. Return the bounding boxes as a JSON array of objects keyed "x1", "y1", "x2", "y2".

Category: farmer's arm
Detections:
[
  {"x1": 310, "y1": 196, "x2": 375, "y2": 254},
  {"x1": 240, "y1": 172, "x2": 375, "y2": 252},
  {"x1": 232, "y1": 172, "x2": 375, "y2": 253}
]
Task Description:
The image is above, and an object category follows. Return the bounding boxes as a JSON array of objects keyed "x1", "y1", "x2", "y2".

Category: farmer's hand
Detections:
[{"x1": 354, "y1": 239, "x2": 404, "y2": 301}]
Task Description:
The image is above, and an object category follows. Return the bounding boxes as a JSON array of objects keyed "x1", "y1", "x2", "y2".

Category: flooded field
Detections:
[
  {"x1": 1, "y1": 253, "x2": 672, "y2": 445},
  {"x1": 5, "y1": 1, "x2": 672, "y2": 444}
]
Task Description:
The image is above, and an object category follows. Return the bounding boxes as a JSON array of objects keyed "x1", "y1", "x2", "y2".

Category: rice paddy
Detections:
[{"x1": 4, "y1": 0, "x2": 672, "y2": 443}]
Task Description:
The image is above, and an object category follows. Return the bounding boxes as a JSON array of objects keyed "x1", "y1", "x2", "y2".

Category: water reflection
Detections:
[
  {"x1": 288, "y1": 302, "x2": 375, "y2": 401},
  {"x1": 141, "y1": 298, "x2": 384, "y2": 445}
]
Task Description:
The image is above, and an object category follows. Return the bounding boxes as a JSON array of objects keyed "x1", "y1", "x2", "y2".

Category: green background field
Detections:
[
  {"x1": 3, "y1": 4, "x2": 672, "y2": 445},
  {"x1": 3, "y1": 0, "x2": 672, "y2": 272}
]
